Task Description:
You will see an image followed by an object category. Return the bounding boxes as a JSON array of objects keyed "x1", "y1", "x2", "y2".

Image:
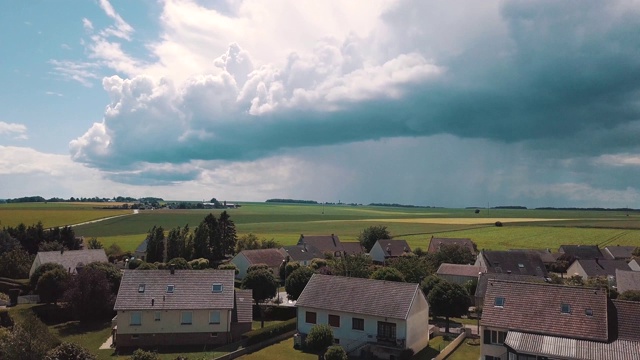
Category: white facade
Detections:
[
  {"x1": 116, "y1": 308, "x2": 232, "y2": 335},
  {"x1": 480, "y1": 325, "x2": 509, "y2": 360},
  {"x1": 230, "y1": 253, "x2": 251, "y2": 280},
  {"x1": 369, "y1": 242, "x2": 388, "y2": 263}
]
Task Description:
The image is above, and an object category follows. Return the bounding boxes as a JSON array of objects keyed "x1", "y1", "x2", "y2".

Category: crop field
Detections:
[
  {"x1": 0, "y1": 202, "x2": 131, "y2": 228},
  {"x1": 4, "y1": 202, "x2": 640, "y2": 252}
]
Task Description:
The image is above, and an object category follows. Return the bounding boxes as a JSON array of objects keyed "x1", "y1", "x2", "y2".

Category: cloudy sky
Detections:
[{"x1": 2, "y1": 0, "x2": 640, "y2": 208}]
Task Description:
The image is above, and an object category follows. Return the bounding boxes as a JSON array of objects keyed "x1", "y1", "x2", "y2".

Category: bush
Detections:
[
  {"x1": 219, "y1": 263, "x2": 239, "y2": 274},
  {"x1": 130, "y1": 349, "x2": 160, "y2": 360},
  {"x1": 243, "y1": 318, "x2": 296, "y2": 346},
  {"x1": 0, "y1": 309, "x2": 14, "y2": 327},
  {"x1": 188, "y1": 258, "x2": 209, "y2": 269},
  {"x1": 494, "y1": 221, "x2": 503, "y2": 227},
  {"x1": 44, "y1": 342, "x2": 97, "y2": 360},
  {"x1": 128, "y1": 259, "x2": 143, "y2": 269},
  {"x1": 305, "y1": 324, "x2": 334, "y2": 352},
  {"x1": 324, "y1": 345, "x2": 347, "y2": 360},
  {"x1": 30, "y1": 263, "x2": 66, "y2": 288},
  {"x1": 167, "y1": 257, "x2": 192, "y2": 270},
  {"x1": 247, "y1": 263, "x2": 270, "y2": 274},
  {"x1": 137, "y1": 262, "x2": 158, "y2": 270}
]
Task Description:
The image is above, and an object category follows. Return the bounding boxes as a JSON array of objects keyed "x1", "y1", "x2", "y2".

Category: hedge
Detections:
[{"x1": 243, "y1": 317, "x2": 296, "y2": 346}]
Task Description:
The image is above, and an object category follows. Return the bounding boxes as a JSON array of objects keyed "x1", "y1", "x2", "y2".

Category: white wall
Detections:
[
  {"x1": 230, "y1": 253, "x2": 250, "y2": 280},
  {"x1": 369, "y1": 243, "x2": 387, "y2": 263},
  {"x1": 117, "y1": 309, "x2": 231, "y2": 335},
  {"x1": 405, "y1": 290, "x2": 430, "y2": 353}
]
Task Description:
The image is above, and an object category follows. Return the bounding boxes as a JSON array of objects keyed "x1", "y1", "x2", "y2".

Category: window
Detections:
[
  {"x1": 138, "y1": 284, "x2": 145, "y2": 293},
  {"x1": 484, "y1": 330, "x2": 506, "y2": 345},
  {"x1": 305, "y1": 311, "x2": 317, "y2": 324},
  {"x1": 130, "y1": 312, "x2": 142, "y2": 326},
  {"x1": 329, "y1": 314, "x2": 340, "y2": 327},
  {"x1": 209, "y1": 310, "x2": 221, "y2": 324},
  {"x1": 167, "y1": 285, "x2": 175, "y2": 293},
  {"x1": 210, "y1": 332, "x2": 218, "y2": 338},
  {"x1": 561, "y1": 304, "x2": 571, "y2": 314},
  {"x1": 212, "y1": 283, "x2": 223, "y2": 293},
  {"x1": 494, "y1": 297, "x2": 505, "y2": 307},
  {"x1": 352, "y1": 317, "x2": 364, "y2": 331},
  {"x1": 518, "y1": 263, "x2": 524, "y2": 268},
  {"x1": 377, "y1": 321, "x2": 396, "y2": 340},
  {"x1": 154, "y1": 311, "x2": 161, "y2": 321},
  {"x1": 585, "y1": 309, "x2": 593, "y2": 316},
  {"x1": 181, "y1": 311, "x2": 193, "y2": 325}
]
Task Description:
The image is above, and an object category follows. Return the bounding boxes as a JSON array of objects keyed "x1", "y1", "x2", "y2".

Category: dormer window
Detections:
[
  {"x1": 167, "y1": 285, "x2": 175, "y2": 293},
  {"x1": 138, "y1": 284, "x2": 145, "y2": 293},
  {"x1": 561, "y1": 303, "x2": 571, "y2": 314},
  {"x1": 212, "y1": 283, "x2": 223, "y2": 293},
  {"x1": 494, "y1": 297, "x2": 506, "y2": 307},
  {"x1": 518, "y1": 263, "x2": 524, "y2": 268}
]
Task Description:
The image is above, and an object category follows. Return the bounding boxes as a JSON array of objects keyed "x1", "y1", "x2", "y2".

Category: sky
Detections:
[{"x1": 2, "y1": 0, "x2": 640, "y2": 208}]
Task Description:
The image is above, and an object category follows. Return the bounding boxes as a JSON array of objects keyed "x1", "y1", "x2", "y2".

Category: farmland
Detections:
[{"x1": 3, "y1": 202, "x2": 639, "y2": 252}]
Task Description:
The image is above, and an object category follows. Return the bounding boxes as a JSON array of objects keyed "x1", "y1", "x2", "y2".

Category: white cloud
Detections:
[
  {"x1": 594, "y1": 154, "x2": 640, "y2": 167},
  {"x1": 45, "y1": 91, "x2": 63, "y2": 97},
  {"x1": 97, "y1": 0, "x2": 134, "y2": 40},
  {"x1": 0, "y1": 121, "x2": 28, "y2": 140},
  {"x1": 48, "y1": 59, "x2": 100, "y2": 87},
  {"x1": 82, "y1": 18, "x2": 94, "y2": 31}
]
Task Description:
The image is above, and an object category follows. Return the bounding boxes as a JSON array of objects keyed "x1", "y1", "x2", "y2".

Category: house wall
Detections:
[
  {"x1": 474, "y1": 255, "x2": 487, "y2": 270},
  {"x1": 369, "y1": 243, "x2": 386, "y2": 263},
  {"x1": 480, "y1": 325, "x2": 509, "y2": 360},
  {"x1": 29, "y1": 256, "x2": 42, "y2": 277},
  {"x1": 296, "y1": 306, "x2": 407, "y2": 350},
  {"x1": 404, "y1": 290, "x2": 430, "y2": 354},
  {"x1": 116, "y1": 308, "x2": 232, "y2": 335},
  {"x1": 231, "y1": 254, "x2": 250, "y2": 280},
  {"x1": 629, "y1": 260, "x2": 640, "y2": 272},
  {"x1": 566, "y1": 262, "x2": 587, "y2": 279}
]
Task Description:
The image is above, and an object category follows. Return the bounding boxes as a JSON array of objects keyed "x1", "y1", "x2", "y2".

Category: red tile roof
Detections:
[{"x1": 612, "y1": 299, "x2": 640, "y2": 342}]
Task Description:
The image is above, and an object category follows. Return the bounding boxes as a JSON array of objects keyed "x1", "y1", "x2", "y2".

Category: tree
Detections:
[
  {"x1": 167, "y1": 257, "x2": 192, "y2": 270},
  {"x1": 44, "y1": 342, "x2": 97, "y2": 360},
  {"x1": 130, "y1": 349, "x2": 160, "y2": 360},
  {"x1": 30, "y1": 262, "x2": 66, "y2": 288},
  {"x1": 0, "y1": 248, "x2": 33, "y2": 279},
  {"x1": 137, "y1": 262, "x2": 159, "y2": 270},
  {"x1": 305, "y1": 324, "x2": 334, "y2": 352},
  {"x1": 0, "y1": 312, "x2": 60, "y2": 360},
  {"x1": 427, "y1": 281, "x2": 471, "y2": 333},
  {"x1": 105, "y1": 243, "x2": 125, "y2": 261},
  {"x1": 145, "y1": 226, "x2": 165, "y2": 263},
  {"x1": 633, "y1": 247, "x2": 640, "y2": 258},
  {"x1": 217, "y1": 211, "x2": 237, "y2": 257},
  {"x1": 247, "y1": 263, "x2": 270, "y2": 274},
  {"x1": 86, "y1": 237, "x2": 103, "y2": 249},
  {"x1": 566, "y1": 275, "x2": 584, "y2": 286},
  {"x1": 430, "y1": 244, "x2": 475, "y2": 269},
  {"x1": 282, "y1": 261, "x2": 301, "y2": 281},
  {"x1": 188, "y1": 257, "x2": 210, "y2": 269},
  {"x1": 328, "y1": 253, "x2": 372, "y2": 278},
  {"x1": 619, "y1": 290, "x2": 640, "y2": 301},
  {"x1": 388, "y1": 256, "x2": 430, "y2": 283},
  {"x1": 285, "y1": 266, "x2": 315, "y2": 301},
  {"x1": 166, "y1": 226, "x2": 186, "y2": 261},
  {"x1": 235, "y1": 233, "x2": 260, "y2": 253},
  {"x1": 324, "y1": 345, "x2": 348, "y2": 360},
  {"x1": 549, "y1": 253, "x2": 576, "y2": 273},
  {"x1": 63, "y1": 267, "x2": 114, "y2": 322},
  {"x1": 357, "y1": 225, "x2": 391, "y2": 252},
  {"x1": 84, "y1": 261, "x2": 122, "y2": 294},
  {"x1": 242, "y1": 268, "x2": 279, "y2": 328},
  {"x1": 370, "y1": 267, "x2": 405, "y2": 282},
  {"x1": 420, "y1": 275, "x2": 443, "y2": 297},
  {"x1": 218, "y1": 263, "x2": 239, "y2": 274},
  {"x1": 36, "y1": 268, "x2": 70, "y2": 304}
]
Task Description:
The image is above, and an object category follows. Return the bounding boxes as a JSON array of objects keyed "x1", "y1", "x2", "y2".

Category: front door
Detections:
[{"x1": 377, "y1": 321, "x2": 397, "y2": 342}]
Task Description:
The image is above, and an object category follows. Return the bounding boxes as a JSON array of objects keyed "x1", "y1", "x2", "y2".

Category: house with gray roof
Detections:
[
  {"x1": 281, "y1": 245, "x2": 323, "y2": 266},
  {"x1": 558, "y1": 244, "x2": 605, "y2": 260},
  {"x1": 297, "y1": 234, "x2": 344, "y2": 257},
  {"x1": 369, "y1": 239, "x2": 411, "y2": 263},
  {"x1": 603, "y1": 245, "x2": 637, "y2": 260},
  {"x1": 616, "y1": 269, "x2": 640, "y2": 294},
  {"x1": 481, "y1": 280, "x2": 640, "y2": 360},
  {"x1": 566, "y1": 258, "x2": 630, "y2": 281},
  {"x1": 474, "y1": 272, "x2": 546, "y2": 308},
  {"x1": 296, "y1": 274, "x2": 431, "y2": 358},
  {"x1": 436, "y1": 263, "x2": 484, "y2": 286},
  {"x1": 113, "y1": 269, "x2": 251, "y2": 350},
  {"x1": 475, "y1": 250, "x2": 548, "y2": 277},
  {"x1": 134, "y1": 238, "x2": 148, "y2": 260},
  {"x1": 230, "y1": 248, "x2": 287, "y2": 280},
  {"x1": 29, "y1": 249, "x2": 108, "y2": 277}
]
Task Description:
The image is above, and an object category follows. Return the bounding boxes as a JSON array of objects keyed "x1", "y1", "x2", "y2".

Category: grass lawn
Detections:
[
  {"x1": 445, "y1": 338, "x2": 481, "y2": 360},
  {"x1": 237, "y1": 337, "x2": 317, "y2": 360},
  {"x1": 252, "y1": 319, "x2": 284, "y2": 330},
  {"x1": 413, "y1": 336, "x2": 452, "y2": 359}
]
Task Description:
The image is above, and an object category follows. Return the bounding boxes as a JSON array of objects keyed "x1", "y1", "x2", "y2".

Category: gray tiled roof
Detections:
[
  {"x1": 572, "y1": 259, "x2": 630, "y2": 277},
  {"x1": 475, "y1": 273, "x2": 545, "y2": 300},
  {"x1": 428, "y1": 237, "x2": 476, "y2": 255},
  {"x1": 233, "y1": 289, "x2": 253, "y2": 323},
  {"x1": 36, "y1": 249, "x2": 108, "y2": 272},
  {"x1": 375, "y1": 239, "x2": 411, "y2": 257},
  {"x1": 437, "y1": 263, "x2": 484, "y2": 277},
  {"x1": 296, "y1": 274, "x2": 420, "y2": 320},
  {"x1": 297, "y1": 234, "x2": 343, "y2": 254},
  {"x1": 509, "y1": 249, "x2": 557, "y2": 264},
  {"x1": 616, "y1": 269, "x2": 640, "y2": 293},
  {"x1": 480, "y1": 250, "x2": 548, "y2": 277},
  {"x1": 558, "y1": 245, "x2": 605, "y2": 260},
  {"x1": 114, "y1": 269, "x2": 235, "y2": 311},
  {"x1": 612, "y1": 299, "x2": 640, "y2": 342},
  {"x1": 604, "y1": 246, "x2": 637, "y2": 260},
  {"x1": 341, "y1": 242, "x2": 365, "y2": 255},
  {"x1": 282, "y1": 245, "x2": 323, "y2": 262},
  {"x1": 481, "y1": 280, "x2": 608, "y2": 342},
  {"x1": 240, "y1": 248, "x2": 287, "y2": 267}
]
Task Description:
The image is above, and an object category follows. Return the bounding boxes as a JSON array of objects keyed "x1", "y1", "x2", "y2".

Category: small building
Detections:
[
  {"x1": 30, "y1": 249, "x2": 108, "y2": 277},
  {"x1": 475, "y1": 250, "x2": 548, "y2": 277},
  {"x1": 369, "y1": 239, "x2": 411, "y2": 263},
  {"x1": 134, "y1": 238, "x2": 148, "y2": 261},
  {"x1": 113, "y1": 269, "x2": 251, "y2": 350},
  {"x1": 296, "y1": 274, "x2": 430, "y2": 359},
  {"x1": 281, "y1": 245, "x2": 323, "y2": 266},
  {"x1": 230, "y1": 248, "x2": 287, "y2": 280},
  {"x1": 616, "y1": 269, "x2": 640, "y2": 293},
  {"x1": 297, "y1": 234, "x2": 344, "y2": 258},
  {"x1": 427, "y1": 237, "x2": 477, "y2": 256},
  {"x1": 480, "y1": 279, "x2": 640, "y2": 360},
  {"x1": 566, "y1": 258, "x2": 630, "y2": 281},
  {"x1": 436, "y1": 263, "x2": 484, "y2": 286},
  {"x1": 558, "y1": 244, "x2": 605, "y2": 260},
  {"x1": 603, "y1": 245, "x2": 637, "y2": 260}
]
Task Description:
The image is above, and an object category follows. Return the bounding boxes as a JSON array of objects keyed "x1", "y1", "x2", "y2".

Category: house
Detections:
[
  {"x1": 615, "y1": 269, "x2": 640, "y2": 293},
  {"x1": 481, "y1": 279, "x2": 640, "y2": 360},
  {"x1": 281, "y1": 245, "x2": 323, "y2": 266},
  {"x1": 558, "y1": 244, "x2": 605, "y2": 260},
  {"x1": 134, "y1": 238, "x2": 148, "y2": 260},
  {"x1": 566, "y1": 258, "x2": 630, "y2": 281},
  {"x1": 113, "y1": 268, "x2": 251, "y2": 349},
  {"x1": 603, "y1": 245, "x2": 637, "y2": 260},
  {"x1": 296, "y1": 274, "x2": 430, "y2": 359},
  {"x1": 297, "y1": 234, "x2": 344, "y2": 257},
  {"x1": 230, "y1": 248, "x2": 287, "y2": 280},
  {"x1": 427, "y1": 237, "x2": 476, "y2": 256},
  {"x1": 436, "y1": 263, "x2": 484, "y2": 286},
  {"x1": 341, "y1": 242, "x2": 366, "y2": 256},
  {"x1": 474, "y1": 273, "x2": 546, "y2": 309},
  {"x1": 629, "y1": 259, "x2": 640, "y2": 271},
  {"x1": 508, "y1": 248, "x2": 556, "y2": 266},
  {"x1": 474, "y1": 250, "x2": 548, "y2": 277},
  {"x1": 29, "y1": 249, "x2": 108, "y2": 277},
  {"x1": 369, "y1": 239, "x2": 411, "y2": 263}
]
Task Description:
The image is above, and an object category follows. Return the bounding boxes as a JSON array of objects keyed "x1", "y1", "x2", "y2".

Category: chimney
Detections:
[
  {"x1": 169, "y1": 264, "x2": 175, "y2": 275},
  {"x1": 151, "y1": 298, "x2": 155, "y2": 306}
]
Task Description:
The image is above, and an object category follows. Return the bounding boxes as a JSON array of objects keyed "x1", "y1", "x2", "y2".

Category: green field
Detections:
[{"x1": 3, "y1": 202, "x2": 640, "y2": 252}]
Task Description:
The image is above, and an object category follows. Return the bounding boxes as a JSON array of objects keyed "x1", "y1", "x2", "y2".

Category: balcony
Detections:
[{"x1": 375, "y1": 335, "x2": 405, "y2": 348}]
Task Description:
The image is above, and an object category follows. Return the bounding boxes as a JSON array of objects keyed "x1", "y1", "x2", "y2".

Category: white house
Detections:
[
  {"x1": 369, "y1": 239, "x2": 411, "y2": 264},
  {"x1": 295, "y1": 274, "x2": 430, "y2": 359},
  {"x1": 29, "y1": 249, "x2": 108, "y2": 277}
]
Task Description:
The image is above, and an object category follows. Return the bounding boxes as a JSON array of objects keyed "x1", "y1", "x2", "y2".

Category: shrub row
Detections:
[{"x1": 243, "y1": 317, "x2": 296, "y2": 346}]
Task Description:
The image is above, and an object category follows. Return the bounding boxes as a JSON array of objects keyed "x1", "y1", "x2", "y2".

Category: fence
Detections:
[
  {"x1": 17, "y1": 295, "x2": 40, "y2": 304},
  {"x1": 214, "y1": 330, "x2": 297, "y2": 360},
  {"x1": 432, "y1": 328, "x2": 468, "y2": 360}
]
